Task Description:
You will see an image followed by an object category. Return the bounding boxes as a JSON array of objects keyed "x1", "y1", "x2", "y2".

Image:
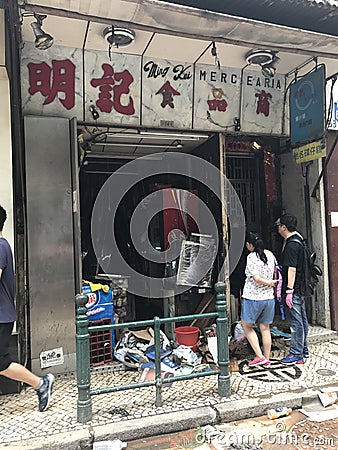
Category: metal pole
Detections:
[
  {"x1": 303, "y1": 162, "x2": 316, "y2": 324},
  {"x1": 215, "y1": 281, "x2": 230, "y2": 397},
  {"x1": 75, "y1": 293, "x2": 92, "y2": 423},
  {"x1": 154, "y1": 316, "x2": 163, "y2": 407}
]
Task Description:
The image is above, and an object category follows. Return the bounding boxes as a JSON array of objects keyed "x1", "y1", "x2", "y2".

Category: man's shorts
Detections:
[
  {"x1": 0, "y1": 322, "x2": 14, "y2": 371},
  {"x1": 241, "y1": 298, "x2": 275, "y2": 324}
]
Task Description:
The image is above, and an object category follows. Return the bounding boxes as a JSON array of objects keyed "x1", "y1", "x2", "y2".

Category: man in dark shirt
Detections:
[
  {"x1": 275, "y1": 213, "x2": 308, "y2": 365},
  {"x1": 0, "y1": 205, "x2": 54, "y2": 411}
]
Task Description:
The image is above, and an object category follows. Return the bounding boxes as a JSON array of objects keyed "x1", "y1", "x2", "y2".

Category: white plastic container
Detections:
[
  {"x1": 93, "y1": 440, "x2": 127, "y2": 450},
  {"x1": 267, "y1": 407, "x2": 292, "y2": 419}
]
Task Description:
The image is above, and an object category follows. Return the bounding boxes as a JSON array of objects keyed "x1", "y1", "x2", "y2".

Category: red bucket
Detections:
[{"x1": 174, "y1": 326, "x2": 200, "y2": 347}]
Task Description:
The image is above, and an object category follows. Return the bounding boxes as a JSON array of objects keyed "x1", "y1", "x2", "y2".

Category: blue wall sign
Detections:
[{"x1": 290, "y1": 65, "x2": 325, "y2": 147}]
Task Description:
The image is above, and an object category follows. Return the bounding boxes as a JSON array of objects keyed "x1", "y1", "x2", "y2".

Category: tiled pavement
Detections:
[{"x1": 0, "y1": 326, "x2": 337, "y2": 448}]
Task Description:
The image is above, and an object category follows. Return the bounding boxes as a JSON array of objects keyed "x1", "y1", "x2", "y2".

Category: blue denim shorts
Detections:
[{"x1": 241, "y1": 298, "x2": 275, "y2": 324}]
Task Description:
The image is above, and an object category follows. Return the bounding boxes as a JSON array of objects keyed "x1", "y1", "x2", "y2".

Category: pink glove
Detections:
[{"x1": 286, "y1": 292, "x2": 293, "y2": 308}]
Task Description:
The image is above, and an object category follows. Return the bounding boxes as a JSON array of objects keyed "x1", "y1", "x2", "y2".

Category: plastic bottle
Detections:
[{"x1": 267, "y1": 407, "x2": 292, "y2": 419}]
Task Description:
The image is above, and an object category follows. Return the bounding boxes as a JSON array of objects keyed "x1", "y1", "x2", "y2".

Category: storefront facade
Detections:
[{"x1": 3, "y1": 0, "x2": 337, "y2": 376}]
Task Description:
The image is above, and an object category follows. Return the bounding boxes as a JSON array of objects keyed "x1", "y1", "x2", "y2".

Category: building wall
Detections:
[
  {"x1": 325, "y1": 132, "x2": 338, "y2": 330},
  {"x1": 280, "y1": 152, "x2": 305, "y2": 233},
  {"x1": 0, "y1": 9, "x2": 14, "y2": 249},
  {"x1": 280, "y1": 152, "x2": 330, "y2": 328},
  {"x1": 310, "y1": 158, "x2": 330, "y2": 328}
]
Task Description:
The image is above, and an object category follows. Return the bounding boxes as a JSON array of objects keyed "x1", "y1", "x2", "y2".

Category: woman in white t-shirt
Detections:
[{"x1": 241, "y1": 232, "x2": 277, "y2": 369}]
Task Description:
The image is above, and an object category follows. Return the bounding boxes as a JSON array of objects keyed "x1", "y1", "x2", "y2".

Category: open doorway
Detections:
[{"x1": 78, "y1": 127, "x2": 218, "y2": 323}]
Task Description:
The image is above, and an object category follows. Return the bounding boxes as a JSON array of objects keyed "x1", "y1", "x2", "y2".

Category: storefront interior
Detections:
[{"x1": 77, "y1": 126, "x2": 283, "y2": 325}]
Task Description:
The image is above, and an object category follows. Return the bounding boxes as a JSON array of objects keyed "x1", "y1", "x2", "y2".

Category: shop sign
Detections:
[
  {"x1": 226, "y1": 140, "x2": 252, "y2": 152},
  {"x1": 290, "y1": 65, "x2": 325, "y2": 147},
  {"x1": 292, "y1": 138, "x2": 326, "y2": 163},
  {"x1": 142, "y1": 57, "x2": 193, "y2": 129},
  {"x1": 194, "y1": 64, "x2": 241, "y2": 130},
  {"x1": 21, "y1": 42, "x2": 83, "y2": 119},
  {"x1": 40, "y1": 347, "x2": 64, "y2": 369},
  {"x1": 21, "y1": 43, "x2": 287, "y2": 136},
  {"x1": 241, "y1": 69, "x2": 285, "y2": 135},
  {"x1": 85, "y1": 49, "x2": 141, "y2": 125}
]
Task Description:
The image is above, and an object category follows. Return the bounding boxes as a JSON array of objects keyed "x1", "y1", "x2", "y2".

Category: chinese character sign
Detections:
[
  {"x1": 85, "y1": 50, "x2": 141, "y2": 125},
  {"x1": 142, "y1": 58, "x2": 193, "y2": 129},
  {"x1": 241, "y1": 69, "x2": 285, "y2": 135},
  {"x1": 194, "y1": 64, "x2": 241, "y2": 130},
  {"x1": 21, "y1": 43, "x2": 288, "y2": 135},
  {"x1": 21, "y1": 42, "x2": 82, "y2": 118},
  {"x1": 290, "y1": 65, "x2": 325, "y2": 146},
  {"x1": 326, "y1": 76, "x2": 338, "y2": 130},
  {"x1": 28, "y1": 60, "x2": 75, "y2": 110},
  {"x1": 90, "y1": 64, "x2": 135, "y2": 115},
  {"x1": 293, "y1": 139, "x2": 326, "y2": 163}
]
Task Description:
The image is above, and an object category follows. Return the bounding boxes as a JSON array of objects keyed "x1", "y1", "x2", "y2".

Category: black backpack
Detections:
[{"x1": 288, "y1": 236, "x2": 323, "y2": 296}]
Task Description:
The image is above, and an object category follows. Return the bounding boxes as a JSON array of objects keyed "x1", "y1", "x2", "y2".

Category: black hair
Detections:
[
  {"x1": 246, "y1": 231, "x2": 267, "y2": 264},
  {"x1": 280, "y1": 213, "x2": 297, "y2": 232},
  {"x1": 0, "y1": 205, "x2": 7, "y2": 232}
]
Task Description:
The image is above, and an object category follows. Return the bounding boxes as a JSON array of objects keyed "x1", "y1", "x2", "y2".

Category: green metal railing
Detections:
[{"x1": 74, "y1": 281, "x2": 229, "y2": 423}]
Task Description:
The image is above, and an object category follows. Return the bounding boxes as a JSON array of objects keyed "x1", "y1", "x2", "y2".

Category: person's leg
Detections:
[
  {"x1": 241, "y1": 298, "x2": 267, "y2": 365},
  {"x1": 241, "y1": 320, "x2": 263, "y2": 359},
  {"x1": 0, "y1": 322, "x2": 40, "y2": 388},
  {"x1": 300, "y1": 296, "x2": 309, "y2": 350},
  {"x1": 259, "y1": 323, "x2": 271, "y2": 361},
  {"x1": 282, "y1": 293, "x2": 304, "y2": 364},
  {"x1": 0, "y1": 363, "x2": 40, "y2": 388},
  {"x1": 241, "y1": 298, "x2": 262, "y2": 358},
  {"x1": 288, "y1": 294, "x2": 305, "y2": 356},
  {"x1": 0, "y1": 322, "x2": 54, "y2": 411},
  {"x1": 256, "y1": 299, "x2": 275, "y2": 362}
]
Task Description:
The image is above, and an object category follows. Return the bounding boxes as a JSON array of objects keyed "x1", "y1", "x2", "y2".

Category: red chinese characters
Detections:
[
  {"x1": 156, "y1": 81, "x2": 180, "y2": 108},
  {"x1": 90, "y1": 64, "x2": 135, "y2": 115},
  {"x1": 207, "y1": 88, "x2": 228, "y2": 112},
  {"x1": 255, "y1": 90, "x2": 272, "y2": 117},
  {"x1": 28, "y1": 60, "x2": 75, "y2": 110}
]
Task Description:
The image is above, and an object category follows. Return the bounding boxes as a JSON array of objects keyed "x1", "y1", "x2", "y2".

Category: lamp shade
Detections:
[{"x1": 31, "y1": 19, "x2": 54, "y2": 50}]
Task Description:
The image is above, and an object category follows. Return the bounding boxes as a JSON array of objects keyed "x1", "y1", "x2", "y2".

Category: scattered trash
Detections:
[
  {"x1": 114, "y1": 328, "x2": 171, "y2": 369},
  {"x1": 139, "y1": 367, "x2": 174, "y2": 387},
  {"x1": 207, "y1": 335, "x2": 218, "y2": 364},
  {"x1": 109, "y1": 408, "x2": 129, "y2": 417},
  {"x1": 93, "y1": 439, "x2": 127, "y2": 450},
  {"x1": 301, "y1": 392, "x2": 338, "y2": 422},
  {"x1": 229, "y1": 357, "x2": 239, "y2": 372},
  {"x1": 318, "y1": 391, "x2": 338, "y2": 407},
  {"x1": 172, "y1": 345, "x2": 201, "y2": 365},
  {"x1": 234, "y1": 322, "x2": 246, "y2": 343},
  {"x1": 270, "y1": 327, "x2": 291, "y2": 339},
  {"x1": 267, "y1": 407, "x2": 292, "y2": 419}
]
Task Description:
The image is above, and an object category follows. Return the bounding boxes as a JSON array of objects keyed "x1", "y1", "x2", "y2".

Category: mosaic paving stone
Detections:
[{"x1": 0, "y1": 327, "x2": 336, "y2": 445}]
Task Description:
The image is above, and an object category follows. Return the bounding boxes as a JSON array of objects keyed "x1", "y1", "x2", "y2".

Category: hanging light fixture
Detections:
[
  {"x1": 245, "y1": 49, "x2": 279, "y2": 78},
  {"x1": 103, "y1": 26, "x2": 135, "y2": 61},
  {"x1": 103, "y1": 26, "x2": 135, "y2": 48},
  {"x1": 30, "y1": 13, "x2": 54, "y2": 50}
]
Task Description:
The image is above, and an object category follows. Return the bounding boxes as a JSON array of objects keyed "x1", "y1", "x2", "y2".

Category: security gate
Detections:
[{"x1": 226, "y1": 156, "x2": 261, "y2": 234}]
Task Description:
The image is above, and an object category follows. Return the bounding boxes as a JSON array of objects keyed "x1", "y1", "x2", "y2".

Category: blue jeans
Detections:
[{"x1": 284, "y1": 293, "x2": 308, "y2": 356}]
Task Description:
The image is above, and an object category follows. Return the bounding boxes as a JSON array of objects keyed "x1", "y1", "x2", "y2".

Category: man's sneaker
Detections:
[
  {"x1": 248, "y1": 356, "x2": 267, "y2": 367},
  {"x1": 303, "y1": 347, "x2": 310, "y2": 358},
  {"x1": 36, "y1": 374, "x2": 54, "y2": 412},
  {"x1": 281, "y1": 353, "x2": 304, "y2": 365}
]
